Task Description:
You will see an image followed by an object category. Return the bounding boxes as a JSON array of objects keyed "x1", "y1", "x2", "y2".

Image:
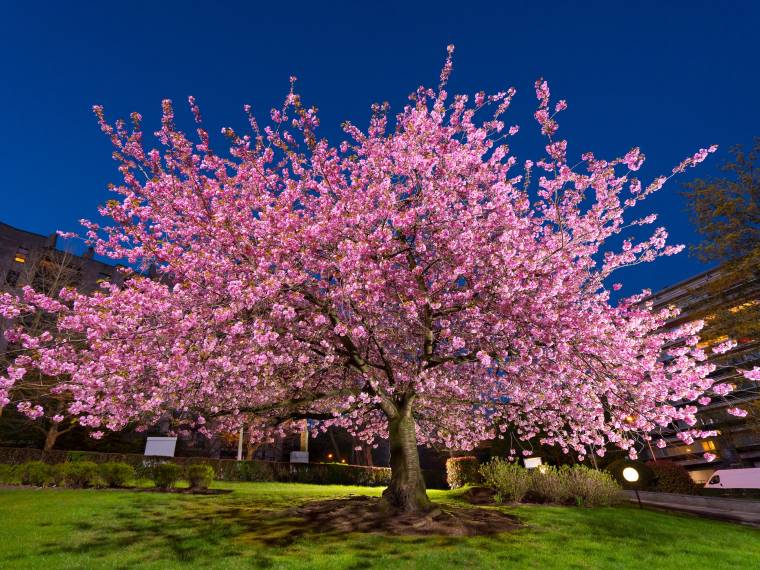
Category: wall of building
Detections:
[{"x1": 645, "y1": 267, "x2": 760, "y2": 477}]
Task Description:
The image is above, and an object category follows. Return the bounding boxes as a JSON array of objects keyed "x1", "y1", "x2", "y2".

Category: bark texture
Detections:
[
  {"x1": 43, "y1": 424, "x2": 59, "y2": 452},
  {"x1": 382, "y1": 410, "x2": 432, "y2": 512}
]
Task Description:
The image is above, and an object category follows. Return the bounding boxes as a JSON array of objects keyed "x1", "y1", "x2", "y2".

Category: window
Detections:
[
  {"x1": 14, "y1": 247, "x2": 29, "y2": 264},
  {"x1": 702, "y1": 440, "x2": 716, "y2": 451},
  {"x1": 5, "y1": 270, "x2": 19, "y2": 287},
  {"x1": 709, "y1": 474, "x2": 720, "y2": 485},
  {"x1": 96, "y1": 272, "x2": 111, "y2": 283}
]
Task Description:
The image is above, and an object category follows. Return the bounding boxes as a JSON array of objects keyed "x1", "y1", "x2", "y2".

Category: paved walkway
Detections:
[{"x1": 624, "y1": 490, "x2": 760, "y2": 528}]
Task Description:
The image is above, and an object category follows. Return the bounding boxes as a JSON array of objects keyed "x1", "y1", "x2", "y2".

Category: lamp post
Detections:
[{"x1": 623, "y1": 466, "x2": 642, "y2": 508}]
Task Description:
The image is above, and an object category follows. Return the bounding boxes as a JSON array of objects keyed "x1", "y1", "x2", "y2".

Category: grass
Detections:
[{"x1": 1, "y1": 482, "x2": 758, "y2": 569}]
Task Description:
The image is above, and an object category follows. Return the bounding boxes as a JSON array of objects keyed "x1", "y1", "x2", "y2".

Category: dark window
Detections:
[
  {"x1": 96, "y1": 272, "x2": 111, "y2": 283},
  {"x1": 5, "y1": 270, "x2": 19, "y2": 287},
  {"x1": 709, "y1": 475, "x2": 720, "y2": 485}
]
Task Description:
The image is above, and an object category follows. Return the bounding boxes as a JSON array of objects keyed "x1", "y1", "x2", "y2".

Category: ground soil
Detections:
[{"x1": 291, "y1": 495, "x2": 520, "y2": 537}]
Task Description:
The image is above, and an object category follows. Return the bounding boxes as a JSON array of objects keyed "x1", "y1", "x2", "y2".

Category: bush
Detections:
[
  {"x1": 187, "y1": 464, "x2": 214, "y2": 490},
  {"x1": 646, "y1": 461, "x2": 697, "y2": 494},
  {"x1": 98, "y1": 462, "x2": 135, "y2": 488},
  {"x1": 529, "y1": 466, "x2": 572, "y2": 504},
  {"x1": 0, "y1": 464, "x2": 19, "y2": 485},
  {"x1": 563, "y1": 465, "x2": 621, "y2": 507},
  {"x1": 19, "y1": 461, "x2": 54, "y2": 486},
  {"x1": 479, "y1": 458, "x2": 531, "y2": 502},
  {"x1": 50, "y1": 464, "x2": 67, "y2": 486},
  {"x1": 61, "y1": 461, "x2": 102, "y2": 488},
  {"x1": 152, "y1": 462, "x2": 183, "y2": 489},
  {"x1": 446, "y1": 456, "x2": 480, "y2": 489}
]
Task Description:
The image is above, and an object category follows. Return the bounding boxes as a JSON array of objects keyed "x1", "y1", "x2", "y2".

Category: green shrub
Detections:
[
  {"x1": 61, "y1": 461, "x2": 102, "y2": 488},
  {"x1": 446, "y1": 456, "x2": 481, "y2": 489},
  {"x1": 50, "y1": 464, "x2": 67, "y2": 486},
  {"x1": 152, "y1": 462, "x2": 183, "y2": 489},
  {"x1": 187, "y1": 464, "x2": 214, "y2": 490},
  {"x1": 646, "y1": 461, "x2": 697, "y2": 494},
  {"x1": 19, "y1": 461, "x2": 54, "y2": 486},
  {"x1": 563, "y1": 465, "x2": 621, "y2": 507},
  {"x1": 529, "y1": 466, "x2": 572, "y2": 504},
  {"x1": 98, "y1": 462, "x2": 135, "y2": 488},
  {"x1": 0, "y1": 464, "x2": 20, "y2": 485},
  {"x1": 479, "y1": 458, "x2": 531, "y2": 502}
]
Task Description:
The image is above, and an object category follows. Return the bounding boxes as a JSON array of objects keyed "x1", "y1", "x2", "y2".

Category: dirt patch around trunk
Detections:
[{"x1": 291, "y1": 496, "x2": 520, "y2": 537}]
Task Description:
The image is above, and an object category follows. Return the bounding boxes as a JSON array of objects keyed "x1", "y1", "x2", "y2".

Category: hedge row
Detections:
[
  {"x1": 0, "y1": 447, "x2": 446, "y2": 488},
  {"x1": 0, "y1": 460, "x2": 215, "y2": 490}
]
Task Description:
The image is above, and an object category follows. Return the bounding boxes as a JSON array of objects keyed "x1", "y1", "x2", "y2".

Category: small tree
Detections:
[
  {"x1": 684, "y1": 138, "x2": 760, "y2": 344},
  {"x1": 0, "y1": 246, "x2": 84, "y2": 450},
  {"x1": 0, "y1": 47, "x2": 729, "y2": 512}
]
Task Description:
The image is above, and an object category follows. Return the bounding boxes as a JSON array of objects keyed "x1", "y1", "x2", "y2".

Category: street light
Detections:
[{"x1": 623, "y1": 466, "x2": 642, "y2": 509}]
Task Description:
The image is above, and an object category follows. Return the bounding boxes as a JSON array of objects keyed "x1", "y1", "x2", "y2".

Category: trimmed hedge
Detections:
[
  {"x1": 61, "y1": 461, "x2": 101, "y2": 488},
  {"x1": 446, "y1": 456, "x2": 480, "y2": 489},
  {"x1": 187, "y1": 464, "x2": 214, "y2": 490},
  {"x1": 98, "y1": 462, "x2": 135, "y2": 488},
  {"x1": 0, "y1": 447, "x2": 450, "y2": 488},
  {"x1": 152, "y1": 463, "x2": 183, "y2": 489}
]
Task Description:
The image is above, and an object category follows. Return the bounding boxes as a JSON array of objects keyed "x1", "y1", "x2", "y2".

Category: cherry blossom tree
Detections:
[{"x1": 0, "y1": 47, "x2": 737, "y2": 511}]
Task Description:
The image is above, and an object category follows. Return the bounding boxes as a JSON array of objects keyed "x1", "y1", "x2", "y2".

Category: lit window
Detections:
[
  {"x1": 14, "y1": 247, "x2": 29, "y2": 264},
  {"x1": 729, "y1": 301, "x2": 759, "y2": 314},
  {"x1": 703, "y1": 440, "x2": 716, "y2": 451},
  {"x1": 697, "y1": 335, "x2": 729, "y2": 349}
]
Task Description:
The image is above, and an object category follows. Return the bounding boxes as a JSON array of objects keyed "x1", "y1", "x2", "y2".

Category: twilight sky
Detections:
[{"x1": 1, "y1": 1, "x2": 758, "y2": 295}]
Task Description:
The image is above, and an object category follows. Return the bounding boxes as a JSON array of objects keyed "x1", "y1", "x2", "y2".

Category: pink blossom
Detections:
[{"x1": 0, "y1": 50, "x2": 719, "y2": 474}]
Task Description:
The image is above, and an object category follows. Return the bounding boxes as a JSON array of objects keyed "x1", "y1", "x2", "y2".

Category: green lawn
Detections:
[{"x1": 1, "y1": 482, "x2": 758, "y2": 569}]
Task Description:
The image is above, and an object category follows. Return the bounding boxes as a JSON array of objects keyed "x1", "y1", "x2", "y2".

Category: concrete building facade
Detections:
[{"x1": 645, "y1": 267, "x2": 760, "y2": 483}]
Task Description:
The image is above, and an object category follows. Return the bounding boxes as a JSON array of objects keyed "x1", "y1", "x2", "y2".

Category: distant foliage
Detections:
[{"x1": 446, "y1": 456, "x2": 481, "y2": 489}]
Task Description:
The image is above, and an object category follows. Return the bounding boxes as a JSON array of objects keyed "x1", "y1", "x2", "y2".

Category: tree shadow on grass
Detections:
[{"x1": 31, "y1": 493, "x2": 519, "y2": 568}]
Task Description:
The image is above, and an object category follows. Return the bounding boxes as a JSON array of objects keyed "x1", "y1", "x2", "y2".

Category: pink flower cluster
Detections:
[{"x1": 0, "y1": 48, "x2": 721, "y2": 460}]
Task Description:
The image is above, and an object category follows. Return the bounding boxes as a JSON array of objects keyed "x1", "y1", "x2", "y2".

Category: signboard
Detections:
[
  {"x1": 523, "y1": 456, "x2": 543, "y2": 469},
  {"x1": 144, "y1": 436, "x2": 177, "y2": 457},
  {"x1": 290, "y1": 451, "x2": 309, "y2": 464}
]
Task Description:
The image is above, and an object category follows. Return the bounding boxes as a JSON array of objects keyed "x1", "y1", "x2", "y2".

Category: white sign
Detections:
[
  {"x1": 290, "y1": 451, "x2": 309, "y2": 464},
  {"x1": 523, "y1": 457, "x2": 543, "y2": 469},
  {"x1": 144, "y1": 436, "x2": 177, "y2": 457}
]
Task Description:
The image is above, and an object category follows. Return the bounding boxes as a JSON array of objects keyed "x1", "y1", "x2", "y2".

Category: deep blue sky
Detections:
[{"x1": 1, "y1": 1, "x2": 758, "y2": 295}]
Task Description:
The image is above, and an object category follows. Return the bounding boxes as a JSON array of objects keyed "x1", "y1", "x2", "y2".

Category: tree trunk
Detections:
[
  {"x1": 382, "y1": 410, "x2": 432, "y2": 512},
  {"x1": 43, "y1": 424, "x2": 60, "y2": 452}
]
